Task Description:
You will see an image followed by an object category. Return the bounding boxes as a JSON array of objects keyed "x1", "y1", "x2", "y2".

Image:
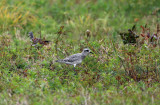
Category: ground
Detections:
[{"x1": 0, "y1": 0, "x2": 160, "y2": 104}]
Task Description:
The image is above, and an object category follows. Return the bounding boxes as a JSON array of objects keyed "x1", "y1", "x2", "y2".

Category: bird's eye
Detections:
[{"x1": 85, "y1": 50, "x2": 89, "y2": 52}]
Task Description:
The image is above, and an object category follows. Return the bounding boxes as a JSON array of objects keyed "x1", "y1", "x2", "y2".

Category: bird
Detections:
[
  {"x1": 28, "y1": 32, "x2": 50, "y2": 46},
  {"x1": 56, "y1": 48, "x2": 93, "y2": 74}
]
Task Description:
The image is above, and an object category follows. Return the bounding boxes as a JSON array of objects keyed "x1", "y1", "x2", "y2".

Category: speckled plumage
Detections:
[
  {"x1": 56, "y1": 48, "x2": 92, "y2": 68},
  {"x1": 28, "y1": 32, "x2": 50, "y2": 46}
]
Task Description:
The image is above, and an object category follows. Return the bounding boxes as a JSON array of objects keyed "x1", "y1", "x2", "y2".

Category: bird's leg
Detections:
[{"x1": 73, "y1": 64, "x2": 77, "y2": 75}]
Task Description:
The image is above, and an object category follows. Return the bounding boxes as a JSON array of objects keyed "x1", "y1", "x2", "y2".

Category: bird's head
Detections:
[
  {"x1": 82, "y1": 48, "x2": 93, "y2": 56},
  {"x1": 28, "y1": 32, "x2": 34, "y2": 39}
]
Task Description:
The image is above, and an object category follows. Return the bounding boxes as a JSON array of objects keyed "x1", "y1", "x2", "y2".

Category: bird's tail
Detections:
[
  {"x1": 55, "y1": 59, "x2": 62, "y2": 62},
  {"x1": 43, "y1": 40, "x2": 50, "y2": 43},
  {"x1": 39, "y1": 40, "x2": 51, "y2": 45},
  {"x1": 43, "y1": 41, "x2": 50, "y2": 45}
]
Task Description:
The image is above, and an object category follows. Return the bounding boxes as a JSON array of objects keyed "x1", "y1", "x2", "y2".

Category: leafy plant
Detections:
[{"x1": 119, "y1": 25, "x2": 139, "y2": 44}]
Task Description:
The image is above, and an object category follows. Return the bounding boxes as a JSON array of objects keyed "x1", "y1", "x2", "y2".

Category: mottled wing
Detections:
[
  {"x1": 63, "y1": 53, "x2": 81, "y2": 63},
  {"x1": 32, "y1": 38, "x2": 41, "y2": 44}
]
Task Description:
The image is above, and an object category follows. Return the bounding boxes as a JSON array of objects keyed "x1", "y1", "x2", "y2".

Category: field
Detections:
[{"x1": 0, "y1": 0, "x2": 160, "y2": 104}]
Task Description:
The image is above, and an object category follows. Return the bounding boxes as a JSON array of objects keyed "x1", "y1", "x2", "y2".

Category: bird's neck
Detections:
[
  {"x1": 81, "y1": 54, "x2": 87, "y2": 59},
  {"x1": 29, "y1": 34, "x2": 34, "y2": 39},
  {"x1": 30, "y1": 36, "x2": 34, "y2": 39}
]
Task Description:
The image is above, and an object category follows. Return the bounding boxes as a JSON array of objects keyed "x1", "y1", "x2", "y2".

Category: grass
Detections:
[{"x1": 0, "y1": 0, "x2": 160, "y2": 104}]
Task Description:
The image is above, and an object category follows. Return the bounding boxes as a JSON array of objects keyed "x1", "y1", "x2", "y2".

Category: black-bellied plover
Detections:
[
  {"x1": 56, "y1": 48, "x2": 93, "y2": 74},
  {"x1": 28, "y1": 32, "x2": 50, "y2": 46}
]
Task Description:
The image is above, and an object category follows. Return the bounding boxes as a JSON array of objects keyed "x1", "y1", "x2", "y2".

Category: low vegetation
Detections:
[{"x1": 0, "y1": 0, "x2": 160, "y2": 104}]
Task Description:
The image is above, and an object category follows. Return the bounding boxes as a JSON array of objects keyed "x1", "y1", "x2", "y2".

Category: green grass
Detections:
[{"x1": 0, "y1": 0, "x2": 160, "y2": 104}]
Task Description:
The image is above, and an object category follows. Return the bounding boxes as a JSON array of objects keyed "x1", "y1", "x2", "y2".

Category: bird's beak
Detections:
[{"x1": 90, "y1": 52, "x2": 93, "y2": 54}]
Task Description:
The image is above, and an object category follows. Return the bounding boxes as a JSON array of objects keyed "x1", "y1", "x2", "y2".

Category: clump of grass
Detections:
[
  {"x1": 0, "y1": 0, "x2": 160, "y2": 104},
  {"x1": 118, "y1": 24, "x2": 160, "y2": 82},
  {"x1": 0, "y1": 0, "x2": 38, "y2": 33}
]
